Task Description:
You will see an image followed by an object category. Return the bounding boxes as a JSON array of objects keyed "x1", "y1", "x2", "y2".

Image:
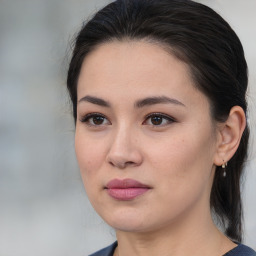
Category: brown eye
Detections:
[
  {"x1": 92, "y1": 116, "x2": 105, "y2": 125},
  {"x1": 151, "y1": 115, "x2": 163, "y2": 125},
  {"x1": 143, "y1": 113, "x2": 175, "y2": 126},
  {"x1": 80, "y1": 113, "x2": 110, "y2": 126}
]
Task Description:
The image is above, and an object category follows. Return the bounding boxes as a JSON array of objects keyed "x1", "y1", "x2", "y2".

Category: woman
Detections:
[{"x1": 67, "y1": 0, "x2": 256, "y2": 255}]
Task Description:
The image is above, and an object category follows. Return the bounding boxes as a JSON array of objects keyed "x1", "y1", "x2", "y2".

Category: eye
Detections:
[
  {"x1": 143, "y1": 113, "x2": 175, "y2": 126},
  {"x1": 79, "y1": 113, "x2": 111, "y2": 126}
]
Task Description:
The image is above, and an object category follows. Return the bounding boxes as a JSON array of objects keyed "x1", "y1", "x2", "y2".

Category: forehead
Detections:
[{"x1": 77, "y1": 40, "x2": 208, "y2": 109}]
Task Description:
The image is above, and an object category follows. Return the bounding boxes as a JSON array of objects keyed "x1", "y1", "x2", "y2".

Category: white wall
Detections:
[{"x1": 0, "y1": 0, "x2": 255, "y2": 255}]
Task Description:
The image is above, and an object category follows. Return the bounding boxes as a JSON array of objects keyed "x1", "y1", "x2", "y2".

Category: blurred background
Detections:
[{"x1": 0, "y1": 0, "x2": 255, "y2": 255}]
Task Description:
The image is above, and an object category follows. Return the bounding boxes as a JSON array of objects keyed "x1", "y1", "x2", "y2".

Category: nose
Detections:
[{"x1": 106, "y1": 126, "x2": 143, "y2": 169}]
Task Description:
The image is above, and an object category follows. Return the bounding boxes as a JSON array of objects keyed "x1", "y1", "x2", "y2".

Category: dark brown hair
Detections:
[{"x1": 67, "y1": 0, "x2": 249, "y2": 243}]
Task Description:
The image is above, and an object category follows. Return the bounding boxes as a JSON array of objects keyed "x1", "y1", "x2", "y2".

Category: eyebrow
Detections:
[
  {"x1": 135, "y1": 96, "x2": 186, "y2": 108},
  {"x1": 78, "y1": 95, "x2": 186, "y2": 108},
  {"x1": 78, "y1": 95, "x2": 110, "y2": 107}
]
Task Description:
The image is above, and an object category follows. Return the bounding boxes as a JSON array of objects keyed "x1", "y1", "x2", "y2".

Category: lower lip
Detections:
[{"x1": 106, "y1": 188, "x2": 150, "y2": 200}]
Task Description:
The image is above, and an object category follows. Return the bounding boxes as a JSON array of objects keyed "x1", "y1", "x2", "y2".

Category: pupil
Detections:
[
  {"x1": 151, "y1": 116, "x2": 162, "y2": 125},
  {"x1": 93, "y1": 116, "x2": 104, "y2": 125}
]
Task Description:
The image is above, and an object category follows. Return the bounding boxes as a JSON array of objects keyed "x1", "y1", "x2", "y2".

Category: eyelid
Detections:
[
  {"x1": 79, "y1": 112, "x2": 176, "y2": 127},
  {"x1": 143, "y1": 112, "x2": 176, "y2": 125},
  {"x1": 79, "y1": 112, "x2": 111, "y2": 126}
]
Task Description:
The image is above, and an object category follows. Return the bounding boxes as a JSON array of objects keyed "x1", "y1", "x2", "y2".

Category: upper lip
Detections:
[{"x1": 105, "y1": 179, "x2": 151, "y2": 189}]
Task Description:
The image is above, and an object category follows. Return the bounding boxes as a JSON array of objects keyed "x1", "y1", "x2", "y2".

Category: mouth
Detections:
[{"x1": 105, "y1": 178, "x2": 152, "y2": 201}]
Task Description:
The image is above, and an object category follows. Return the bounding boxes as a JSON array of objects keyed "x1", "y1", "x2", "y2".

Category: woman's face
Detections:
[{"x1": 75, "y1": 41, "x2": 219, "y2": 232}]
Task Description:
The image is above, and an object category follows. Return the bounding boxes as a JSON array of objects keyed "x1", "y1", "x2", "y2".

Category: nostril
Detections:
[
  {"x1": 106, "y1": 141, "x2": 143, "y2": 169},
  {"x1": 108, "y1": 159, "x2": 137, "y2": 169},
  {"x1": 126, "y1": 161, "x2": 136, "y2": 166}
]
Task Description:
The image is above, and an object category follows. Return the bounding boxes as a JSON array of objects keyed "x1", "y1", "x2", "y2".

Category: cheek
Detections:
[
  {"x1": 146, "y1": 125, "x2": 215, "y2": 186},
  {"x1": 74, "y1": 130, "x2": 106, "y2": 184},
  {"x1": 144, "y1": 130, "x2": 215, "y2": 219}
]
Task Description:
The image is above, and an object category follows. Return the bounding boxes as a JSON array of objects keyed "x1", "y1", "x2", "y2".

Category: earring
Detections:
[{"x1": 222, "y1": 161, "x2": 228, "y2": 177}]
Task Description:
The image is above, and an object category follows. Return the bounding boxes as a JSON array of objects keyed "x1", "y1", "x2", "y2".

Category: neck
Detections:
[{"x1": 114, "y1": 206, "x2": 235, "y2": 256}]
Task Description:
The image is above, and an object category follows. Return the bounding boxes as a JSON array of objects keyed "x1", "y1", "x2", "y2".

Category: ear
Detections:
[{"x1": 214, "y1": 106, "x2": 246, "y2": 166}]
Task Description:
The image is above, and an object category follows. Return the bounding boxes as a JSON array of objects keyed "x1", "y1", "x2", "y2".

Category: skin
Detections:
[{"x1": 75, "y1": 41, "x2": 246, "y2": 256}]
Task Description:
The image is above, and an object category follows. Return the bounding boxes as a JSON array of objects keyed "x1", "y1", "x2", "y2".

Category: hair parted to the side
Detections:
[{"x1": 67, "y1": 0, "x2": 249, "y2": 243}]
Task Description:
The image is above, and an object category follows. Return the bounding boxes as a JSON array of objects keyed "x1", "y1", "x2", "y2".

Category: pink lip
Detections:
[{"x1": 105, "y1": 179, "x2": 151, "y2": 201}]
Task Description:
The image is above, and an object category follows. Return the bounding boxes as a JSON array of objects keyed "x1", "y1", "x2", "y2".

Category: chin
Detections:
[
  {"x1": 109, "y1": 220, "x2": 149, "y2": 233},
  {"x1": 107, "y1": 217, "x2": 170, "y2": 234},
  {"x1": 102, "y1": 207, "x2": 150, "y2": 232}
]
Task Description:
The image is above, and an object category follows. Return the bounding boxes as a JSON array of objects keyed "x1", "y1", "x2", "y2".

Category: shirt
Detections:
[{"x1": 89, "y1": 242, "x2": 256, "y2": 256}]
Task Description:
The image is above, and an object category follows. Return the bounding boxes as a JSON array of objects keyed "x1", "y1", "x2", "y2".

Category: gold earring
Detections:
[{"x1": 222, "y1": 161, "x2": 228, "y2": 177}]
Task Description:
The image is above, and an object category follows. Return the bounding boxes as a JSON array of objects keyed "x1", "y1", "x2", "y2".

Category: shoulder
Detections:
[
  {"x1": 89, "y1": 241, "x2": 118, "y2": 256},
  {"x1": 224, "y1": 244, "x2": 256, "y2": 256}
]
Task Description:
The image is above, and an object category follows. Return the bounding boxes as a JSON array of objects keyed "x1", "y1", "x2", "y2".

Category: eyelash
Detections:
[
  {"x1": 79, "y1": 113, "x2": 110, "y2": 127},
  {"x1": 143, "y1": 112, "x2": 176, "y2": 126},
  {"x1": 79, "y1": 112, "x2": 176, "y2": 127}
]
